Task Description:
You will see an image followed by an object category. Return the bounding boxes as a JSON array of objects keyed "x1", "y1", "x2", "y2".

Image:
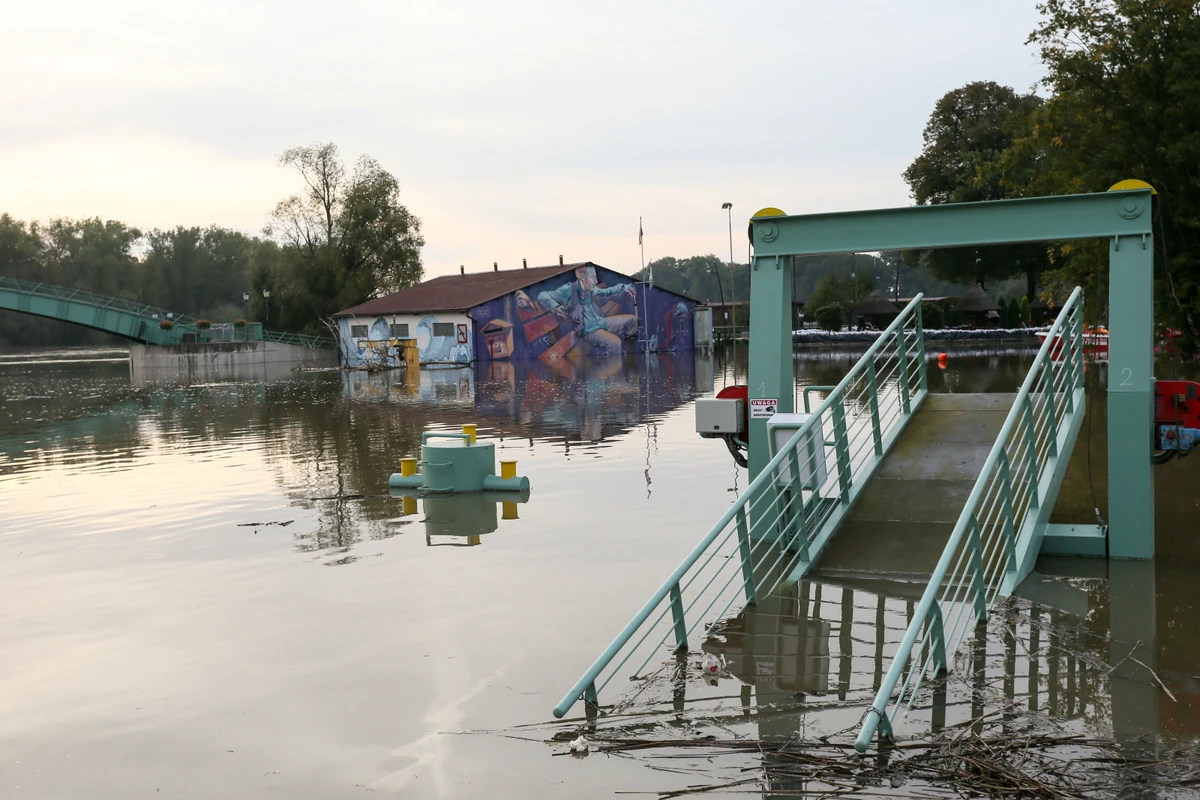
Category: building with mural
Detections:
[{"x1": 334, "y1": 261, "x2": 705, "y2": 368}]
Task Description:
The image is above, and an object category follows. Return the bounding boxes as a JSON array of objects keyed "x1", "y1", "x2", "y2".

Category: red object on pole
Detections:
[
  {"x1": 716, "y1": 385, "x2": 750, "y2": 444},
  {"x1": 1154, "y1": 380, "x2": 1200, "y2": 428}
]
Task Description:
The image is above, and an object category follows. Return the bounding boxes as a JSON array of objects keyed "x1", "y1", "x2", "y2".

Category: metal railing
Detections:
[
  {"x1": 0, "y1": 276, "x2": 198, "y2": 329},
  {"x1": 855, "y1": 287, "x2": 1085, "y2": 752},
  {"x1": 553, "y1": 294, "x2": 929, "y2": 719},
  {"x1": 263, "y1": 329, "x2": 336, "y2": 350}
]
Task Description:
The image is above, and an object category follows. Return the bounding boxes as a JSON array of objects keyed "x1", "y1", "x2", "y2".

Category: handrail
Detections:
[
  {"x1": 855, "y1": 286, "x2": 1085, "y2": 752},
  {"x1": 553, "y1": 294, "x2": 928, "y2": 719},
  {"x1": 0, "y1": 275, "x2": 198, "y2": 328}
]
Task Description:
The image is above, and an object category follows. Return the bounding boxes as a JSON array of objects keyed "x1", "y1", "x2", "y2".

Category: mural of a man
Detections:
[{"x1": 534, "y1": 266, "x2": 638, "y2": 355}]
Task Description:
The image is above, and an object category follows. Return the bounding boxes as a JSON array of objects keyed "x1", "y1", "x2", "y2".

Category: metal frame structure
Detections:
[
  {"x1": 748, "y1": 189, "x2": 1154, "y2": 560},
  {"x1": 553, "y1": 297, "x2": 928, "y2": 719}
]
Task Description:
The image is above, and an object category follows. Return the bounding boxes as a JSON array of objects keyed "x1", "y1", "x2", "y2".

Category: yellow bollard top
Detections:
[{"x1": 462, "y1": 423, "x2": 477, "y2": 445}]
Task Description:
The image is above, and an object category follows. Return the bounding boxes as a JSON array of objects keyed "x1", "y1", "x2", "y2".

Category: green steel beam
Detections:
[
  {"x1": 1107, "y1": 233, "x2": 1154, "y2": 559},
  {"x1": 748, "y1": 188, "x2": 1155, "y2": 560},
  {"x1": 750, "y1": 190, "x2": 1153, "y2": 257},
  {"x1": 747, "y1": 254, "x2": 795, "y2": 478}
]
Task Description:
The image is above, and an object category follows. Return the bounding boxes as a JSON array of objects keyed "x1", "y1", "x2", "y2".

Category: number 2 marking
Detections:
[{"x1": 1120, "y1": 367, "x2": 1133, "y2": 387}]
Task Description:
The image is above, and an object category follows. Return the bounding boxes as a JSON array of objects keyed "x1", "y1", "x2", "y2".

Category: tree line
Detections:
[
  {"x1": 0, "y1": 142, "x2": 423, "y2": 348},
  {"x1": 903, "y1": 0, "x2": 1200, "y2": 348}
]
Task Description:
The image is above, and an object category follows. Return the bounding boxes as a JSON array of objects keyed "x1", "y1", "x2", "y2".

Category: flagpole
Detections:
[{"x1": 639, "y1": 216, "x2": 649, "y2": 355}]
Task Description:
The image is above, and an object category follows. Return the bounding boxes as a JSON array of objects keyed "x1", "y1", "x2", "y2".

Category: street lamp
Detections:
[
  {"x1": 242, "y1": 292, "x2": 250, "y2": 318},
  {"x1": 706, "y1": 265, "x2": 727, "y2": 336},
  {"x1": 263, "y1": 289, "x2": 271, "y2": 328},
  {"x1": 721, "y1": 202, "x2": 734, "y2": 335}
]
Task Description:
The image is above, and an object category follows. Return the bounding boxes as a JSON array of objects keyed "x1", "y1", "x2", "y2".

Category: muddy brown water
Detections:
[{"x1": 1, "y1": 345, "x2": 1197, "y2": 798}]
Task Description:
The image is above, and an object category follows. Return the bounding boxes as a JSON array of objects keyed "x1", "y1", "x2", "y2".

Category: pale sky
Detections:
[{"x1": 1, "y1": 1, "x2": 1046, "y2": 279}]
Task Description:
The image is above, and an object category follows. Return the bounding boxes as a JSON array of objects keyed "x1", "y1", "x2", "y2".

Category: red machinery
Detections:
[{"x1": 1154, "y1": 380, "x2": 1200, "y2": 462}]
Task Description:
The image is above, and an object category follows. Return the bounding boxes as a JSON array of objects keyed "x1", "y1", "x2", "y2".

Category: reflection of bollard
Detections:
[
  {"x1": 502, "y1": 501, "x2": 518, "y2": 520},
  {"x1": 462, "y1": 424, "x2": 477, "y2": 445},
  {"x1": 402, "y1": 495, "x2": 417, "y2": 516},
  {"x1": 500, "y1": 460, "x2": 517, "y2": 479}
]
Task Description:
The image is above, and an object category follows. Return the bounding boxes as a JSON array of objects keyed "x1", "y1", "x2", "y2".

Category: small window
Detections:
[
  {"x1": 350, "y1": 324, "x2": 368, "y2": 338},
  {"x1": 390, "y1": 323, "x2": 409, "y2": 338},
  {"x1": 432, "y1": 322, "x2": 455, "y2": 337}
]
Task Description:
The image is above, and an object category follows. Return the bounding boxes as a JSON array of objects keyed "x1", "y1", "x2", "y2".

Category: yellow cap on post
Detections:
[
  {"x1": 1108, "y1": 179, "x2": 1156, "y2": 194},
  {"x1": 462, "y1": 424, "x2": 477, "y2": 445},
  {"x1": 400, "y1": 457, "x2": 417, "y2": 477},
  {"x1": 499, "y1": 460, "x2": 517, "y2": 479}
]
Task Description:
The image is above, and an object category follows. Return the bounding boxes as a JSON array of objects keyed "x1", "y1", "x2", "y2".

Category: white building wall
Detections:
[{"x1": 337, "y1": 312, "x2": 473, "y2": 367}]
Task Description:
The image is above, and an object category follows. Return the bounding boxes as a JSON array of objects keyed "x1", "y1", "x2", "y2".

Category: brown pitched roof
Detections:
[
  {"x1": 335, "y1": 262, "x2": 590, "y2": 317},
  {"x1": 955, "y1": 285, "x2": 1001, "y2": 313},
  {"x1": 854, "y1": 289, "x2": 901, "y2": 316}
]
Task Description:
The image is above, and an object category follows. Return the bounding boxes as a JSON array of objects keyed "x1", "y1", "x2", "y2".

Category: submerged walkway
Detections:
[{"x1": 812, "y1": 394, "x2": 1014, "y2": 591}]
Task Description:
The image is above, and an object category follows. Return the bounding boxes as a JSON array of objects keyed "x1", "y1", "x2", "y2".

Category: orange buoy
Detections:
[{"x1": 937, "y1": 352, "x2": 949, "y2": 369}]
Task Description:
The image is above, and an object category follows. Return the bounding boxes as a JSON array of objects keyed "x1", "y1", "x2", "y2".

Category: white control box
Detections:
[
  {"x1": 767, "y1": 413, "x2": 828, "y2": 488},
  {"x1": 695, "y1": 397, "x2": 744, "y2": 435}
]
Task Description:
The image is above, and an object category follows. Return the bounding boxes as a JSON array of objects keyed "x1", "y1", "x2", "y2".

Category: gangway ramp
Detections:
[{"x1": 553, "y1": 287, "x2": 1088, "y2": 755}]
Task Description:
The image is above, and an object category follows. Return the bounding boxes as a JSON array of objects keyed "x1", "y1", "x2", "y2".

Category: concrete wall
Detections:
[
  {"x1": 337, "y1": 313, "x2": 473, "y2": 367},
  {"x1": 129, "y1": 340, "x2": 336, "y2": 385}
]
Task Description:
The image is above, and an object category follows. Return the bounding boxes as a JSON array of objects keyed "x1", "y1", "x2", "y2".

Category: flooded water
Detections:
[{"x1": 2, "y1": 345, "x2": 1198, "y2": 798}]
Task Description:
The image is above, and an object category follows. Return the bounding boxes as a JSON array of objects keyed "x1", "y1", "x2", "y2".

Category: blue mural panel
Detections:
[{"x1": 471, "y1": 265, "x2": 695, "y2": 362}]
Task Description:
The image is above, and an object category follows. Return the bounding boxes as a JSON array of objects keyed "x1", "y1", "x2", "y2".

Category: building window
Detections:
[
  {"x1": 432, "y1": 322, "x2": 455, "y2": 337},
  {"x1": 390, "y1": 323, "x2": 409, "y2": 338},
  {"x1": 350, "y1": 324, "x2": 368, "y2": 338}
]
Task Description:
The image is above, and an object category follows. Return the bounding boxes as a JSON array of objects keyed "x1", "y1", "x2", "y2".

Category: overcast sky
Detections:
[{"x1": 1, "y1": 1, "x2": 1047, "y2": 278}]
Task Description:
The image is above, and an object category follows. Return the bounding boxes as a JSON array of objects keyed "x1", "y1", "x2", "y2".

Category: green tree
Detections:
[
  {"x1": 903, "y1": 81, "x2": 1050, "y2": 298},
  {"x1": 1008, "y1": 0, "x2": 1200, "y2": 338},
  {"x1": 807, "y1": 273, "x2": 875, "y2": 327},
  {"x1": 267, "y1": 142, "x2": 424, "y2": 333}
]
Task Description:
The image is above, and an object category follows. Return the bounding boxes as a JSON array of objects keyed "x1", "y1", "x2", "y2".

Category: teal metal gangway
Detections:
[
  {"x1": 553, "y1": 295, "x2": 931, "y2": 718},
  {"x1": 554, "y1": 289, "x2": 1088, "y2": 738},
  {"x1": 855, "y1": 287, "x2": 1086, "y2": 751}
]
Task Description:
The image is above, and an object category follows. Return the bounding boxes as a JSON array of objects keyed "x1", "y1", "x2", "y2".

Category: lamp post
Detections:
[
  {"x1": 706, "y1": 265, "x2": 727, "y2": 338},
  {"x1": 721, "y1": 202, "x2": 734, "y2": 336},
  {"x1": 242, "y1": 292, "x2": 250, "y2": 319},
  {"x1": 263, "y1": 289, "x2": 270, "y2": 328}
]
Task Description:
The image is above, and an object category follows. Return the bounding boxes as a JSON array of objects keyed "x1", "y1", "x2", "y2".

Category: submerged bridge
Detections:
[
  {"x1": 0, "y1": 276, "x2": 334, "y2": 349},
  {"x1": 554, "y1": 187, "x2": 1162, "y2": 752}
]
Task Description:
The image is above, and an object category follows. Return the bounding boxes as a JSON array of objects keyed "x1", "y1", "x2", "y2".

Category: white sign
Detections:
[{"x1": 749, "y1": 399, "x2": 778, "y2": 419}]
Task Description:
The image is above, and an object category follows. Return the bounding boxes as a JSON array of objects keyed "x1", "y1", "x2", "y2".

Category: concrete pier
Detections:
[{"x1": 129, "y1": 340, "x2": 337, "y2": 385}]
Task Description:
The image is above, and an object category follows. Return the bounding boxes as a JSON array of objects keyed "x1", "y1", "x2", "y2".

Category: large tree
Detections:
[
  {"x1": 1009, "y1": 0, "x2": 1200, "y2": 338},
  {"x1": 903, "y1": 81, "x2": 1050, "y2": 298},
  {"x1": 266, "y1": 142, "x2": 424, "y2": 333}
]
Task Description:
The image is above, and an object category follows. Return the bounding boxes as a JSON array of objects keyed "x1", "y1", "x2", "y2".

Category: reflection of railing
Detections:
[
  {"x1": 553, "y1": 295, "x2": 928, "y2": 719},
  {"x1": 0, "y1": 275, "x2": 197, "y2": 328},
  {"x1": 856, "y1": 287, "x2": 1085, "y2": 752}
]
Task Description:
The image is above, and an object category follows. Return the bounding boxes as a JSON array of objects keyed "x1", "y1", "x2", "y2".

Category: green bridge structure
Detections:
[
  {"x1": 554, "y1": 186, "x2": 1162, "y2": 752},
  {"x1": 0, "y1": 276, "x2": 334, "y2": 350}
]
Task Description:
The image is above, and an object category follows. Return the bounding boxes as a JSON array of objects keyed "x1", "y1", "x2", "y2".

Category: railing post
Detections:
[
  {"x1": 1073, "y1": 303, "x2": 1085, "y2": 391},
  {"x1": 914, "y1": 303, "x2": 928, "y2": 393},
  {"x1": 996, "y1": 451, "x2": 1019, "y2": 575},
  {"x1": 831, "y1": 404, "x2": 853, "y2": 501},
  {"x1": 669, "y1": 584, "x2": 688, "y2": 653},
  {"x1": 1043, "y1": 363, "x2": 1060, "y2": 457},
  {"x1": 1021, "y1": 397, "x2": 1041, "y2": 510},
  {"x1": 736, "y1": 508, "x2": 757, "y2": 604},
  {"x1": 866, "y1": 361, "x2": 884, "y2": 456},
  {"x1": 896, "y1": 330, "x2": 912, "y2": 415},
  {"x1": 966, "y1": 517, "x2": 988, "y2": 619}
]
